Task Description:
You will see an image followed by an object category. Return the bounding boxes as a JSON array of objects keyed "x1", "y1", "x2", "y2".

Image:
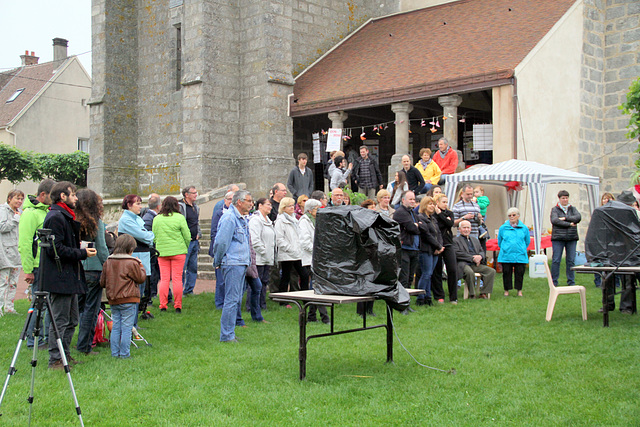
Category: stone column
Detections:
[
  {"x1": 328, "y1": 111, "x2": 348, "y2": 129},
  {"x1": 389, "y1": 102, "x2": 413, "y2": 180},
  {"x1": 328, "y1": 111, "x2": 348, "y2": 150},
  {"x1": 438, "y1": 94, "x2": 462, "y2": 150}
]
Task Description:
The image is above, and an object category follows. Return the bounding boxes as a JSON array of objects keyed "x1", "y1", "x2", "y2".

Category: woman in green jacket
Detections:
[{"x1": 152, "y1": 196, "x2": 191, "y2": 312}]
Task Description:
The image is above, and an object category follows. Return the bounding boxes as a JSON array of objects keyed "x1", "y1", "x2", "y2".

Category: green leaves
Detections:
[
  {"x1": 0, "y1": 142, "x2": 89, "y2": 186},
  {"x1": 619, "y1": 77, "x2": 640, "y2": 182}
]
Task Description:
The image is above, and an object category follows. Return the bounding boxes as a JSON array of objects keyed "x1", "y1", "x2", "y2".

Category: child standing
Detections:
[
  {"x1": 100, "y1": 234, "x2": 147, "y2": 358},
  {"x1": 473, "y1": 185, "x2": 491, "y2": 238}
]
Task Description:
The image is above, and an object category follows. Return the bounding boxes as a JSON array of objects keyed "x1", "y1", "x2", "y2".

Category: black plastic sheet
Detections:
[
  {"x1": 311, "y1": 205, "x2": 410, "y2": 311},
  {"x1": 585, "y1": 201, "x2": 640, "y2": 266}
]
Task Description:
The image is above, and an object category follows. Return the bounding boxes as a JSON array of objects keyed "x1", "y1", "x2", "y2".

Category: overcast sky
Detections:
[{"x1": 0, "y1": 1, "x2": 92, "y2": 75}]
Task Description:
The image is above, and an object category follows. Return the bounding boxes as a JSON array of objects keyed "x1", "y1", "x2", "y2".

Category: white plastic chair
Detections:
[{"x1": 545, "y1": 262, "x2": 587, "y2": 321}]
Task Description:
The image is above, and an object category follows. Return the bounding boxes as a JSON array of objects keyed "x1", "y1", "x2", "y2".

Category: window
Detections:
[
  {"x1": 6, "y1": 88, "x2": 24, "y2": 103},
  {"x1": 175, "y1": 25, "x2": 182, "y2": 91},
  {"x1": 78, "y1": 138, "x2": 89, "y2": 153}
]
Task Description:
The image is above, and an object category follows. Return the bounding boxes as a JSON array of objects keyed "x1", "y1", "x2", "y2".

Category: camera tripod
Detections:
[{"x1": 0, "y1": 229, "x2": 84, "y2": 426}]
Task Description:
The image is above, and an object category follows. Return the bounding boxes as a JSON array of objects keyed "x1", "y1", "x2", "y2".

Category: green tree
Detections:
[
  {"x1": 0, "y1": 143, "x2": 89, "y2": 187},
  {"x1": 34, "y1": 151, "x2": 89, "y2": 187},
  {"x1": 619, "y1": 77, "x2": 640, "y2": 183},
  {"x1": 0, "y1": 143, "x2": 40, "y2": 183}
]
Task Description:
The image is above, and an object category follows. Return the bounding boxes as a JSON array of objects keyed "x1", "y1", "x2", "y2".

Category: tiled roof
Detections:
[
  {"x1": 291, "y1": 0, "x2": 577, "y2": 117},
  {"x1": 0, "y1": 61, "x2": 60, "y2": 127}
]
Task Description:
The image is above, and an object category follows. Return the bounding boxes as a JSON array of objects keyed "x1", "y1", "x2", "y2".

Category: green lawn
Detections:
[{"x1": 0, "y1": 266, "x2": 639, "y2": 426}]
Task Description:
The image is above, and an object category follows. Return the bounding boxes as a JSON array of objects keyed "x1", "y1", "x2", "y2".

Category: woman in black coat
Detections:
[
  {"x1": 431, "y1": 194, "x2": 458, "y2": 304},
  {"x1": 416, "y1": 196, "x2": 444, "y2": 306}
]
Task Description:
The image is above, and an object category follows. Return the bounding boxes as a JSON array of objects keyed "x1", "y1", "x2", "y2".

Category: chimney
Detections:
[
  {"x1": 53, "y1": 38, "x2": 69, "y2": 61},
  {"x1": 20, "y1": 50, "x2": 39, "y2": 66}
]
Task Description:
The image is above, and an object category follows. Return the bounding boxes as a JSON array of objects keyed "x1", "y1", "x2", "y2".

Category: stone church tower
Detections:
[{"x1": 88, "y1": 0, "x2": 402, "y2": 197}]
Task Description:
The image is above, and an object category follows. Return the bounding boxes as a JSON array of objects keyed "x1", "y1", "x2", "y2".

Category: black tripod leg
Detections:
[
  {"x1": 43, "y1": 295, "x2": 84, "y2": 427},
  {"x1": 0, "y1": 297, "x2": 38, "y2": 414},
  {"x1": 27, "y1": 304, "x2": 45, "y2": 425}
]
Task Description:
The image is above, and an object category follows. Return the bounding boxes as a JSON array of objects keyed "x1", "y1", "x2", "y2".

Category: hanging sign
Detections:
[{"x1": 326, "y1": 128, "x2": 342, "y2": 152}]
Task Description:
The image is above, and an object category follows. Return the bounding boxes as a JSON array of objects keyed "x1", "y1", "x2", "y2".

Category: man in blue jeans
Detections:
[
  {"x1": 213, "y1": 190, "x2": 253, "y2": 343},
  {"x1": 550, "y1": 190, "x2": 581, "y2": 286},
  {"x1": 179, "y1": 186, "x2": 201, "y2": 295}
]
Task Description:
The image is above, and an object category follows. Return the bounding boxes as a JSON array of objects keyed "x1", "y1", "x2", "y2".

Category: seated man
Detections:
[{"x1": 453, "y1": 220, "x2": 495, "y2": 299}]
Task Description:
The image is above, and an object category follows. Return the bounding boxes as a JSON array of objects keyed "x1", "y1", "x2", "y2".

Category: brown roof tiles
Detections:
[
  {"x1": 291, "y1": 0, "x2": 577, "y2": 117},
  {"x1": 0, "y1": 61, "x2": 59, "y2": 127}
]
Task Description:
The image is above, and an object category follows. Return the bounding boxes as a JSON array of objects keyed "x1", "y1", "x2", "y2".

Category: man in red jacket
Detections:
[{"x1": 433, "y1": 137, "x2": 459, "y2": 184}]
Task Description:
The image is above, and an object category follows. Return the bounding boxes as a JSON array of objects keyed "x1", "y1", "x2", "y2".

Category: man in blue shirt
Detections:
[{"x1": 213, "y1": 190, "x2": 253, "y2": 343}]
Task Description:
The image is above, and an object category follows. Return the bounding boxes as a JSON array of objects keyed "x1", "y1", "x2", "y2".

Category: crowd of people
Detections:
[{"x1": 2, "y1": 143, "x2": 640, "y2": 354}]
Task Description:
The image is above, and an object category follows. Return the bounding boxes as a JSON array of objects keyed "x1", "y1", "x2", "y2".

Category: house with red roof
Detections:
[
  {"x1": 0, "y1": 38, "x2": 91, "y2": 196},
  {"x1": 289, "y1": 0, "x2": 638, "y2": 233}
]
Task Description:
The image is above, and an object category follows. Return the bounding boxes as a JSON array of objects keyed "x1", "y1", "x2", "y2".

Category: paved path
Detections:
[{"x1": 15, "y1": 271, "x2": 216, "y2": 300}]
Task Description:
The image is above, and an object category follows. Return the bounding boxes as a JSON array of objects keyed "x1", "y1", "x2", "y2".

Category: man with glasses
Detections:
[
  {"x1": 179, "y1": 186, "x2": 202, "y2": 295},
  {"x1": 329, "y1": 187, "x2": 345, "y2": 206},
  {"x1": 268, "y1": 183, "x2": 287, "y2": 222},
  {"x1": 213, "y1": 190, "x2": 253, "y2": 343},
  {"x1": 209, "y1": 191, "x2": 235, "y2": 309}
]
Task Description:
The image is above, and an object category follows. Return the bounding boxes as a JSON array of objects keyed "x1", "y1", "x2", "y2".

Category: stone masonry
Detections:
[
  {"x1": 577, "y1": 0, "x2": 638, "y2": 225},
  {"x1": 89, "y1": 0, "x2": 400, "y2": 198}
]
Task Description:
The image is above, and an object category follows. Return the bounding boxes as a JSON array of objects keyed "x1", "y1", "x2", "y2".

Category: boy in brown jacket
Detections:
[{"x1": 100, "y1": 234, "x2": 146, "y2": 358}]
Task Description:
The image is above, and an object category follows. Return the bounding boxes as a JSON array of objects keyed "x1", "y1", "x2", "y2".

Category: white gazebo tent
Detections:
[{"x1": 444, "y1": 159, "x2": 600, "y2": 254}]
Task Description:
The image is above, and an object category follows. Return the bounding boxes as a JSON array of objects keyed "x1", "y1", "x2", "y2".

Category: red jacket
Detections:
[{"x1": 433, "y1": 148, "x2": 458, "y2": 175}]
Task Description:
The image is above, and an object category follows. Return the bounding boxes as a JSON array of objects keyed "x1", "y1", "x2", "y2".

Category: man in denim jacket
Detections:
[{"x1": 213, "y1": 190, "x2": 253, "y2": 342}]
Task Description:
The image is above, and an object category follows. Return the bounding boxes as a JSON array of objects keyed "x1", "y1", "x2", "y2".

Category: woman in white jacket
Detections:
[
  {"x1": 249, "y1": 198, "x2": 277, "y2": 309},
  {"x1": 0, "y1": 189, "x2": 24, "y2": 315},
  {"x1": 298, "y1": 199, "x2": 329, "y2": 323},
  {"x1": 274, "y1": 197, "x2": 309, "y2": 297}
]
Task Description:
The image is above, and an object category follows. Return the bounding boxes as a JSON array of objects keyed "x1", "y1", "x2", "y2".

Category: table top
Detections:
[
  {"x1": 572, "y1": 265, "x2": 640, "y2": 273},
  {"x1": 269, "y1": 289, "x2": 424, "y2": 304}
]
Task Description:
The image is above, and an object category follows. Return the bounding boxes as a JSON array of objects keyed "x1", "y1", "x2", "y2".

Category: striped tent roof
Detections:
[
  {"x1": 444, "y1": 159, "x2": 600, "y2": 254},
  {"x1": 444, "y1": 159, "x2": 600, "y2": 186}
]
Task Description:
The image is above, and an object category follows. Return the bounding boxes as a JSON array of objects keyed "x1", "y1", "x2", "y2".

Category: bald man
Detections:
[{"x1": 401, "y1": 155, "x2": 425, "y2": 194}]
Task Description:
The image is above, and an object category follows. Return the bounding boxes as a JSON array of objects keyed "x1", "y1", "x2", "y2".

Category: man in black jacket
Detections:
[
  {"x1": 401, "y1": 155, "x2": 425, "y2": 194},
  {"x1": 41, "y1": 181, "x2": 97, "y2": 370},
  {"x1": 453, "y1": 220, "x2": 494, "y2": 298},
  {"x1": 353, "y1": 146, "x2": 384, "y2": 199},
  {"x1": 550, "y1": 190, "x2": 581, "y2": 286},
  {"x1": 393, "y1": 191, "x2": 420, "y2": 292}
]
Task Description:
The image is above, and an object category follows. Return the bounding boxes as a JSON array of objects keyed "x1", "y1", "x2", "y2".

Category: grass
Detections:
[{"x1": 0, "y1": 263, "x2": 639, "y2": 426}]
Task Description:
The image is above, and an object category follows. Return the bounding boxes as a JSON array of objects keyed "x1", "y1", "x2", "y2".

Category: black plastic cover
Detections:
[
  {"x1": 584, "y1": 201, "x2": 640, "y2": 266},
  {"x1": 311, "y1": 205, "x2": 410, "y2": 311}
]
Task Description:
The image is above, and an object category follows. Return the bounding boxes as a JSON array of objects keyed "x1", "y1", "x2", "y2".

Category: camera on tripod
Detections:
[{"x1": 36, "y1": 229, "x2": 54, "y2": 247}]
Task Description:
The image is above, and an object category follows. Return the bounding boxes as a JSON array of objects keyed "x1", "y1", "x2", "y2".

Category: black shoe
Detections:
[
  {"x1": 366, "y1": 311, "x2": 376, "y2": 317},
  {"x1": 175, "y1": 308, "x2": 182, "y2": 314},
  {"x1": 416, "y1": 299, "x2": 426, "y2": 306},
  {"x1": 307, "y1": 317, "x2": 318, "y2": 322},
  {"x1": 321, "y1": 318, "x2": 330, "y2": 324},
  {"x1": 426, "y1": 299, "x2": 433, "y2": 306},
  {"x1": 160, "y1": 308, "x2": 167, "y2": 312}
]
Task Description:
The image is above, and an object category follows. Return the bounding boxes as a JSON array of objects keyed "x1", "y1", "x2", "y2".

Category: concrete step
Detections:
[{"x1": 198, "y1": 271, "x2": 216, "y2": 280}]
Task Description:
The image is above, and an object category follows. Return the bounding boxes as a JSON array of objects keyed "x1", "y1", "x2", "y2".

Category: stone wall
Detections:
[
  {"x1": 601, "y1": 0, "x2": 639, "y2": 192},
  {"x1": 88, "y1": 0, "x2": 140, "y2": 198},
  {"x1": 581, "y1": 0, "x2": 639, "y2": 197},
  {"x1": 90, "y1": 0, "x2": 401, "y2": 198}
]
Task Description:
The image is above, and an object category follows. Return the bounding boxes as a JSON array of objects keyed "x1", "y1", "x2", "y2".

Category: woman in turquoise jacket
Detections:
[
  {"x1": 498, "y1": 207, "x2": 530, "y2": 297},
  {"x1": 152, "y1": 196, "x2": 191, "y2": 312},
  {"x1": 118, "y1": 194, "x2": 155, "y2": 324}
]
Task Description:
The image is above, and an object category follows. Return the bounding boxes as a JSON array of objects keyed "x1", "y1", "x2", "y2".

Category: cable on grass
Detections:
[{"x1": 387, "y1": 305, "x2": 457, "y2": 375}]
